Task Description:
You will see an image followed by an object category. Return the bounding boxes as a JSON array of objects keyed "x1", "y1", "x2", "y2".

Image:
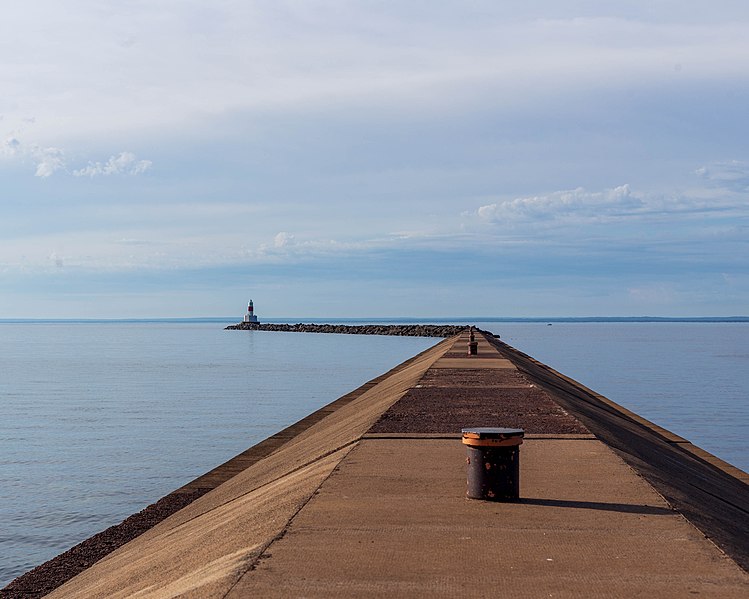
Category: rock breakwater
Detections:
[{"x1": 225, "y1": 323, "x2": 467, "y2": 337}]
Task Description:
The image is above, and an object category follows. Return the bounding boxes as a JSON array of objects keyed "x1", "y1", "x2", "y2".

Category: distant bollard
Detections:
[
  {"x1": 468, "y1": 327, "x2": 478, "y2": 354},
  {"x1": 462, "y1": 427, "x2": 525, "y2": 501}
]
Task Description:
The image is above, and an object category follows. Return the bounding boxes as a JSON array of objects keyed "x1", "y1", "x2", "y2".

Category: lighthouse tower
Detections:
[{"x1": 243, "y1": 299, "x2": 259, "y2": 323}]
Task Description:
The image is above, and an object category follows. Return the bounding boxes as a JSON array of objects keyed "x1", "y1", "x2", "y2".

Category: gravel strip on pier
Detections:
[{"x1": 369, "y1": 351, "x2": 589, "y2": 435}]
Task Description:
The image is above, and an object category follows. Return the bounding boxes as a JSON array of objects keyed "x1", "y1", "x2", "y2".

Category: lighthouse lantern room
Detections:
[{"x1": 243, "y1": 299, "x2": 259, "y2": 323}]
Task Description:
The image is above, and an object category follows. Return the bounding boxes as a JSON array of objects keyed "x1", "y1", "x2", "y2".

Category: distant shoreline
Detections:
[{"x1": 2, "y1": 316, "x2": 748, "y2": 324}]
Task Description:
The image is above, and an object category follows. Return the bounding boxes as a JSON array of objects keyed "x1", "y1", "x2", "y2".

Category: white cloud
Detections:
[
  {"x1": 73, "y1": 152, "x2": 152, "y2": 178},
  {"x1": 48, "y1": 251, "x2": 64, "y2": 268},
  {"x1": 2, "y1": 136, "x2": 65, "y2": 175},
  {"x1": 274, "y1": 231, "x2": 296, "y2": 248},
  {"x1": 1, "y1": 136, "x2": 152, "y2": 179},
  {"x1": 472, "y1": 170, "x2": 749, "y2": 229},
  {"x1": 116, "y1": 238, "x2": 154, "y2": 246},
  {"x1": 695, "y1": 160, "x2": 749, "y2": 190},
  {"x1": 476, "y1": 184, "x2": 642, "y2": 223},
  {"x1": 34, "y1": 147, "x2": 65, "y2": 178},
  {"x1": 3, "y1": 137, "x2": 21, "y2": 156}
]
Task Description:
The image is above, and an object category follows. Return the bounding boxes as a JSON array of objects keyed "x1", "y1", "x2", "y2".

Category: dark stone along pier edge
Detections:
[{"x1": 224, "y1": 322, "x2": 468, "y2": 337}]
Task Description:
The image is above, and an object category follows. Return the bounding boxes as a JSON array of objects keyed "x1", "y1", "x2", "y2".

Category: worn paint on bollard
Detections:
[{"x1": 462, "y1": 427, "x2": 524, "y2": 501}]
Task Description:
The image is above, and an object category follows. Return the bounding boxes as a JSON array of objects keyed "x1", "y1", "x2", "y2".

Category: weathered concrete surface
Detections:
[
  {"x1": 232, "y1": 438, "x2": 748, "y2": 598},
  {"x1": 43, "y1": 330, "x2": 749, "y2": 598},
  {"x1": 45, "y1": 336, "x2": 454, "y2": 598}
]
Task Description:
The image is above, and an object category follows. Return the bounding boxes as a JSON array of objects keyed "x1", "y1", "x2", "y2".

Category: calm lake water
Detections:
[
  {"x1": 0, "y1": 322, "x2": 437, "y2": 586},
  {"x1": 1, "y1": 320, "x2": 747, "y2": 586}
]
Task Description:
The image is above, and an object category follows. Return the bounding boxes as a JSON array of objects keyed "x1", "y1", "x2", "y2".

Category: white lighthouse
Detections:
[{"x1": 243, "y1": 299, "x2": 259, "y2": 323}]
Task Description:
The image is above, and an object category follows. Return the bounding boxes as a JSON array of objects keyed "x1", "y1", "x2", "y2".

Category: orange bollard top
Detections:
[{"x1": 462, "y1": 427, "x2": 524, "y2": 447}]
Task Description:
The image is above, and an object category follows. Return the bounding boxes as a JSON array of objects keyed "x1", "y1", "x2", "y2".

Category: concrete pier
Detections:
[{"x1": 18, "y1": 331, "x2": 749, "y2": 597}]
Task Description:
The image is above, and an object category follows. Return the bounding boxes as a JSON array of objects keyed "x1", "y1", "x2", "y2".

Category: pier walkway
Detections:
[{"x1": 46, "y1": 331, "x2": 748, "y2": 598}]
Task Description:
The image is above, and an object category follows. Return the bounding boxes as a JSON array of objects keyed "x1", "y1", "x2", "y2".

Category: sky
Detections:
[{"x1": 1, "y1": 2, "x2": 748, "y2": 318}]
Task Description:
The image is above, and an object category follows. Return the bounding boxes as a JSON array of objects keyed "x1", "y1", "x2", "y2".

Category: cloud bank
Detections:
[
  {"x1": 73, "y1": 152, "x2": 152, "y2": 178},
  {"x1": 695, "y1": 160, "x2": 749, "y2": 191},
  {"x1": 476, "y1": 185, "x2": 642, "y2": 223},
  {"x1": 1, "y1": 136, "x2": 151, "y2": 178}
]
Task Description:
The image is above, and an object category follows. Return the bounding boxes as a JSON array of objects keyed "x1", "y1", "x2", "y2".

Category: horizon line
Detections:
[{"x1": 1, "y1": 316, "x2": 748, "y2": 324}]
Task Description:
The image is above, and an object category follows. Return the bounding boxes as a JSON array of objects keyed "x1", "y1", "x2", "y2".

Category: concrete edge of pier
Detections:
[
  {"x1": 172, "y1": 339, "x2": 453, "y2": 495},
  {"x1": 485, "y1": 333, "x2": 749, "y2": 572},
  {"x1": 1, "y1": 338, "x2": 454, "y2": 599},
  {"x1": 41, "y1": 334, "x2": 456, "y2": 598},
  {"x1": 487, "y1": 335, "x2": 748, "y2": 485}
]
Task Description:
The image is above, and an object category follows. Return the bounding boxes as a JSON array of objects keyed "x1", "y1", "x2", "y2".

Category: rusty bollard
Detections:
[{"x1": 463, "y1": 427, "x2": 525, "y2": 501}]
